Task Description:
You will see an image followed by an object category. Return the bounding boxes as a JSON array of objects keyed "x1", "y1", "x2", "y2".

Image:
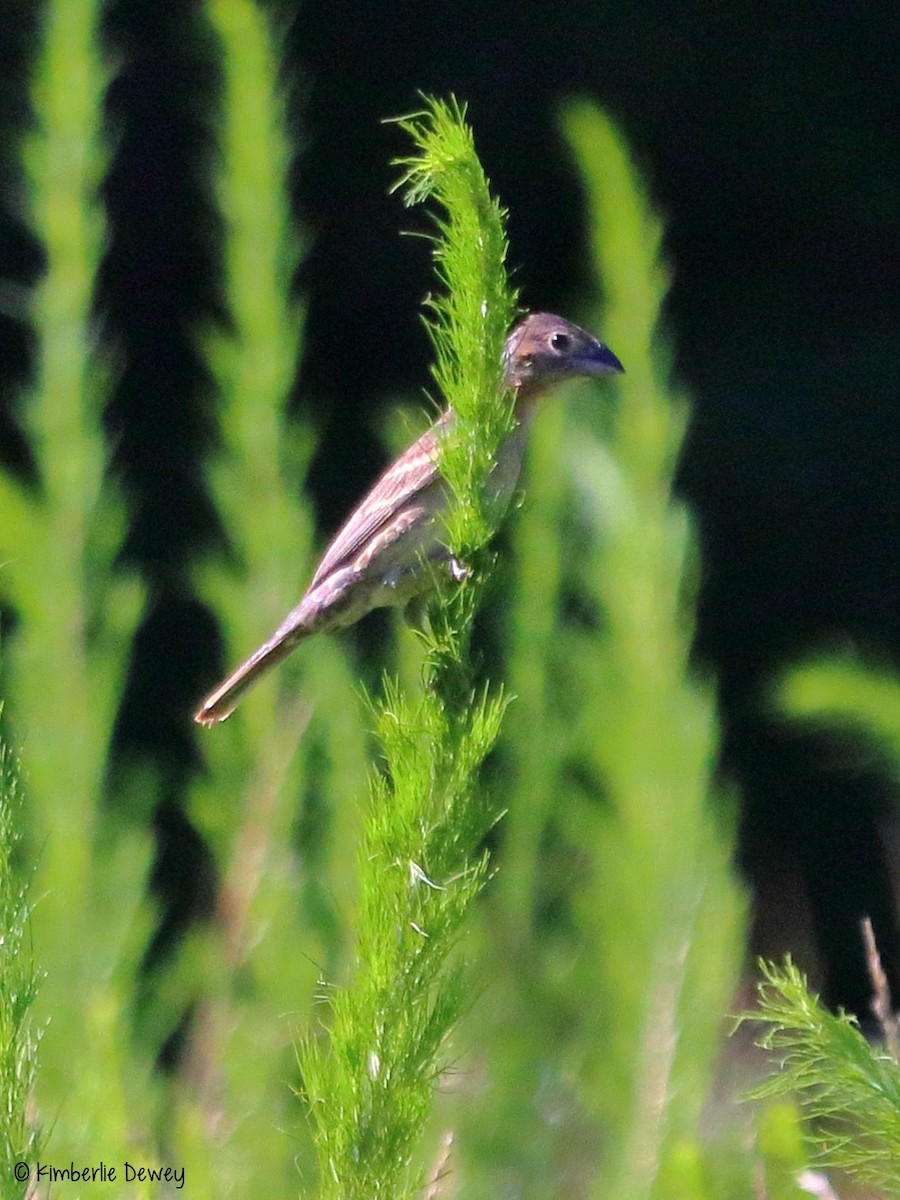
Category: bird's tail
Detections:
[{"x1": 194, "y1": 625, "x2": 309, "y2": 726}]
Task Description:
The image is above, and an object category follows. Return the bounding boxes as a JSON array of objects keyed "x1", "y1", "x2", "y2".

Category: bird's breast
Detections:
[{"x1": 482, "y1": 417, "x2": 531, "y2": 519}]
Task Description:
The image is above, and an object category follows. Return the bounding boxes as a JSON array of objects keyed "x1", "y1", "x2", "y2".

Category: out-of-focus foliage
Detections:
[
  {"x1": 449, "y1": 100, "x2": 746, "y2": 1200},
  {"x1": 1, "y1": 3, "x2": 892, "y2": 1198}
]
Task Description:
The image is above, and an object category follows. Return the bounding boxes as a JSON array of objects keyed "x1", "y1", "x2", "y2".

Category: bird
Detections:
[{"x1": 194, "y1": 312, "x2": 623, "y2": 725}]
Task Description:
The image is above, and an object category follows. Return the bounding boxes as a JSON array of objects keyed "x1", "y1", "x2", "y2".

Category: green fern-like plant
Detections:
[
  {"x1": 298, "y1": 95, "x2": 519, "y2": 1200},
  {"x1": 0, "y1": 741, "x2": 40, "y2": 1197},
  {"x1": 746, "y1": 956, "x2": 900, "y2": 1197},
  {"x1": 1, "y1": 0, "x2": 157, "y2": 1173},
  {"x1": 452, "y1": 100, "x2": 747, "y2": 1200},
  {"x1": 161, "y1": 2, "x2": 369, "y2": 1194}
]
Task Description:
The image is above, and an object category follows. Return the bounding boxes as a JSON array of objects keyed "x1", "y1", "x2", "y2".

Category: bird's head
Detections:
[{"x1": 503, "y1": 312, "x2": 624, "y2": 394}]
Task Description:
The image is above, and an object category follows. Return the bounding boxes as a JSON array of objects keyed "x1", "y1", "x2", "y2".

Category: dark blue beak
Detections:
[{"x1": 582, "y1": 340, "x2": 624, "y2": 376}]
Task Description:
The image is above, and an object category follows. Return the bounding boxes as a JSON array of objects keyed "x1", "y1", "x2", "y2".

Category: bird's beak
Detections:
[{"x1": 580, "y1": 341, "x2": 625, "y2": 376}]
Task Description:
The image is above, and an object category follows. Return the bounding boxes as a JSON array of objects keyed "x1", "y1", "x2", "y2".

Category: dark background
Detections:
[{"x1": 1, "y1": 0, "x2": 898, "y2": 1012}]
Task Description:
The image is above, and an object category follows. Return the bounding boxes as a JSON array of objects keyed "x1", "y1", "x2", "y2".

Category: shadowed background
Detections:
[{"x1": 0, "y1": 0, "x2": 898, "y2": 1013}]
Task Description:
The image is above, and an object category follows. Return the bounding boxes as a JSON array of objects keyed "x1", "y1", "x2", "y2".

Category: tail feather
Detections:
[{"x1": 194, "y1": 627, "x2": 308, "y2": 726}]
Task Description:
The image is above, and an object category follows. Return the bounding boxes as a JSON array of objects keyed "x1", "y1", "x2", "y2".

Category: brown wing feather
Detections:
[{"x1": 309, "y1": 413, "x2": 450, "y2": 587}]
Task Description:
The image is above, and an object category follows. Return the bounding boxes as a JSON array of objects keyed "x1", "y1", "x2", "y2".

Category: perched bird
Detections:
[{"x1": 194, "y1": 312, "x2": 623, "y2": 725}]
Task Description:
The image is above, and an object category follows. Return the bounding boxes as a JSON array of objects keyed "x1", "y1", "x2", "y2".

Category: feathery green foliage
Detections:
[
  {"x1": 0, "y1": 743, "x2": 40, "y2": 1195},
  {"x1": 175, "y1": 1, "x2": 368, "y2": 1193},
  {"x1": 1, "y1": 0, "x2": 157, "y2": 1171},
  {"x1": 453, "y1": 100, "x2": 747, "y2": 1200},
  {"x1": 767, "y1": 654, "x2": 900, "y2": 1195},
  {"x1": 393, "y1": 97, "x2": 519, "y2": 564},
  {"x1": 561, "y1": 100, "x2": 745, "y2": 1200},
  {"x1": 747, "y1": 957, "x2": 900, "y2": 1196},
  {"x1": 299, "y1": 96, "x2": 518, "y2": 1200}
]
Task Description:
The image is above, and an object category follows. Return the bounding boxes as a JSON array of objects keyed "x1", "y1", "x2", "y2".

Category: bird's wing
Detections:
[{"x1": 308, "y1": 414, "x2": 450, "y2": 588}]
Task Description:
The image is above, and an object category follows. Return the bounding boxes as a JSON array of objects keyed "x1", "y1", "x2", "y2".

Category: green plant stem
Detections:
[{"x1": 299, "y1": 95, "x2": 517, "y2": 1200}]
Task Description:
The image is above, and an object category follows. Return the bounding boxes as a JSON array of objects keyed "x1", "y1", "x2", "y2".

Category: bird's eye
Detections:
[{"x1": 549, "y1": 332, "x2": 571, "y2": 353}]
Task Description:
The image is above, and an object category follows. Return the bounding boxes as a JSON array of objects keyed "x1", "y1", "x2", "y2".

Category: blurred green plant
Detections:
[
  {"x1": 451, "y1": 100, "x2": 747, "y2": 1200},
  {"x1": 561, "y1": 99, "x2": 746, "y2": 1200},
  {"x1": 777, "y1": 652, "x2": 900, "y2": 766},
  {"x1": 754, "y1": 1104, "x2": 811, "y2": 1200},
  {"x1": 167, "y1": 1, "x2": 368, "y2": 1195},
  {"x1": 0, "y1": 0, "x2": 158, "y2": 1178}
]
